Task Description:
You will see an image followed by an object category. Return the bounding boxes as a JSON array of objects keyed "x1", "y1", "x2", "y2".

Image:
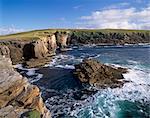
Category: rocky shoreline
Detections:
[{"x1": 0, "y1": 30, "x2": 149, "y2": 68}]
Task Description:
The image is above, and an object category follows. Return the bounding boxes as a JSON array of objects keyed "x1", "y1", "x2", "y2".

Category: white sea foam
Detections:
[
  {"x1": 44, "y1": 58, "x2": 56, "y2": 67},
  {"x1": 26, "y1": 68, "x2": 38, "y2": 76},
  {"x1": 88, "y1": 54, "x2": 101, "y2": 59},
  {"x1": 123, "y1": 69, "x2": 150, "y2": 85},
  {"x1": 127, "y1": 59, "x2": 139, "y2": 64},
  {"x1": 14, "y1": 64, "x2": 42, "y2": 83},
  {"x1": 14, "y1": 64, "x2": 24, "y2": 70},
  {"x1": 44, "y1": 54, "x2": 82, "y2": 68},
  {"x1": 30, "y1": 74, "x2": 43, "y2": 83},
  {"x1": 55, "y1": 64, "x2": 75, "y2": 69},
  {"x1": 108, "y1": 62, "x2": 150, "y2": 85}
]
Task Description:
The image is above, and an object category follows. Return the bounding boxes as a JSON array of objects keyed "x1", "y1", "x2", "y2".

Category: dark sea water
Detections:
[{"x1": 15, "y1": 45, "x2": 150, "y2": 118}]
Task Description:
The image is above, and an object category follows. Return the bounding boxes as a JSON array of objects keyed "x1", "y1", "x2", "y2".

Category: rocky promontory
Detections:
[
  {"x1": 74, "y1": 59, "x2": 127, "y2": 88},
  {"x1": 0, "y1": 54, "x2": 50, "y2": 117}
]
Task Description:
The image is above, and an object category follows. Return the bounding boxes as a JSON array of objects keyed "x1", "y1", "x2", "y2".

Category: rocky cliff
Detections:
[
  {"x1": 0, "y1": 48, "x2": 50, "y2": 118},
  {"x1": 0, "y1": 31, "x2": 69, "y2": 68}
]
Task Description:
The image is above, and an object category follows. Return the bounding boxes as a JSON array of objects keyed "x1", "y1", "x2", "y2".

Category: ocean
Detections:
[{"x1": 15, "y1": 45, "x2": 150, "y2": 118}]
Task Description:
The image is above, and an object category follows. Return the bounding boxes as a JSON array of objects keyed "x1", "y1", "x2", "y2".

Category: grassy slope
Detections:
[{"x1": 0, "y1": 29, "x2": 150, "y2": 40}]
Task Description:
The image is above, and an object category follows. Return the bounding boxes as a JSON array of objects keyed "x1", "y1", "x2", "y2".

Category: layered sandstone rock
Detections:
[
  {"x1": 74, "y1": 59, "x2": 127, "y2": 88},
  {"x1": 0, "y1": 54, "x2": 50, "y2": 118}
]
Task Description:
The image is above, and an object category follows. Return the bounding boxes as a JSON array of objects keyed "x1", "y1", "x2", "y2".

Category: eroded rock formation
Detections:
[
  {"x1": 0, "y1": 34, "x2": 58, "y2": 67},
  {"x1": 74, "y1": 59, "x2": 127, "y2": 88},
  {"x1": 0, "y1": 53, "x2": 50, "y2": 117},
  {"x1": 55, "y1": 31, "x2": 68, "y2": 48}
]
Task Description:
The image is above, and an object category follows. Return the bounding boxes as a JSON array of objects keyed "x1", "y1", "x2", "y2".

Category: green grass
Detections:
[
  {"x1": 0, "y1": 28, "x2": 149, "y2": 40},
  {"x1": 21, "y1": 110, "x2": 41, "y2": 118}
]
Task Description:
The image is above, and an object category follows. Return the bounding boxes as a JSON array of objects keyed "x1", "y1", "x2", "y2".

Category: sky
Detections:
[{"x1": 0, "y1": 0, "x2": 150, "y2": 34}]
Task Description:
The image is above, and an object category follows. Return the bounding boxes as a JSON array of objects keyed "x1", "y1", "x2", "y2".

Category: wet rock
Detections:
[{"x1": 74, "y1": 59, "x2": 127, "y2": 88}]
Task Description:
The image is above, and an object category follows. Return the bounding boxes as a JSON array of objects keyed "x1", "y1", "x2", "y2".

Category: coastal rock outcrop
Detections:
[
  {"x1": 55, "y1": 31, "x2": 68, "y2": 49},
  {"x1": 0, "y1": 54, "x2": 50, "y2": 117},
  {"x1": 74, "y1": 59, "x2": 127, "y2": 88}
]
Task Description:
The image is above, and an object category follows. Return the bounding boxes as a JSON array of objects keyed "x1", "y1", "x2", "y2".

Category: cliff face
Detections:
[
  {"x1": 69, "y1": 31, "x2": 150, "y2": 45},
  {"x1": 0, "y1": 51, "x2": 50, "y2": 117}
]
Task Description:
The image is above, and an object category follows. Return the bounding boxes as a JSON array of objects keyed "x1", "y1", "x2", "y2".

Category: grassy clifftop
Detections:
[{"x1": 0, "y1": 29, "x2": 149, "y2": 40}]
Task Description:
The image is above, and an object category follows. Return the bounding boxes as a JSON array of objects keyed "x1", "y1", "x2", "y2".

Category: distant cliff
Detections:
[{"x1": 68, "y1": 30, "x2": 150, "y2": 45}]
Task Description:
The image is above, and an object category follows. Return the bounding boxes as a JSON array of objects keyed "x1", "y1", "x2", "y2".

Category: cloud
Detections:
[
  {"x1": 0, "y1": 26, "x2": 24, "y2": 35},
  {"x1": 79, "y1": 4, "x2": 150, "y2": 29},
  {"x1": 102, "y1": 2, "x2": 130, "y2": 10},
  {"x1": 73, "y1": 5, "x2": 82, "y2": 10}
]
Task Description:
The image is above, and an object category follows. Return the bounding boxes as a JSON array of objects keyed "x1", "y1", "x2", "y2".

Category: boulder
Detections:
[{"x1": 74, "y1": 59, "x2": 127, "y2": 88}]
